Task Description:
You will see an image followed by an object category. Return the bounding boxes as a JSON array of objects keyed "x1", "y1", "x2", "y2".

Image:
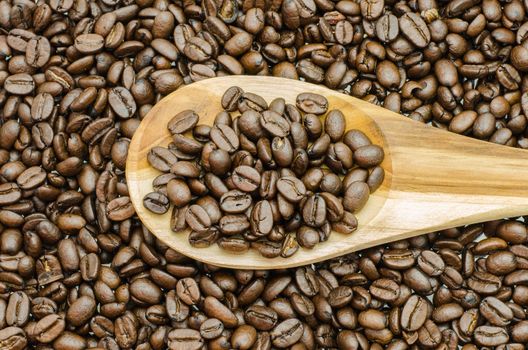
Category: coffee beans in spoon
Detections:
[{"x1": 143, "y1": 86, "x2": 385, "y2": 258}]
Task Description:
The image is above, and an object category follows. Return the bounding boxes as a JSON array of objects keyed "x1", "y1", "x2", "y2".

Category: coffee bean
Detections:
[
  {"x1": 80, "y1": 253, "x2": 101, "y2": 281},
  {"x1": 232, "y1": 165, "x2": 261, "y2": 192},
  {"x1": 210, "y1": 124, "x2": 239, "y2": 153},
  {"x1": 399, "y1": 12, "x2": 431, "y2": 48},
  {"x1": 296, "y1": 93, "x2": 328, "y2": 115},
  {"x1": 238, "y1": 91, "x2": 268, "y2": 113},
  {"x1": 296, "y1": 226, "x2": 321, "y2": 249},
  {"x1": 168, "y1": 110, "x2": 200, "y2": 134},
  {"x1": 200, "y1": 318, "x2": 224, "y2": 339},
  {"x1": 325, "y1": 110, "x2": 346, "y2": 142},
  {"x1": 250, "y1": 200, "x2": 273, "y2": 236},
  {"x1": 354, "y1": 145, "x2": 384, "y2": 167},
  {"x1": 34, "y1": 314, "x2": 66, "y2": 343},
  {"x1": 204, "y1": 296, "x2": 238, "y2": 328},
  {"x1": 220, "y1": 190, "x2": 252, "y2": 213},
  {"x1": 143, "y1": 192, "x2": 170, "y2": 214},
  {"x1": 260, "y1": 110, "x2": 290, "y2": 137},
  {"x1": 66, "y1": 296, "x2": 96, "y2": 326},
  {"x1": 16, "y1": 166, "x2": 45, "y2": 190},
  {"x1": 277, "y1": 176, "x2": 306, "y2": 203},
  {"x1": 474, "y1": 325, "x2": 509, "y2": 347},
  {"x1": 343, "y1": 181, "x2": 370, "y2": 212},
  {"x1": 418, "y1": 250, "x2": 446, "y2": 276},
  {"x1": 26, "y1": 36, "x2": 51, "y2": 68},
  {"x1": 221, "y1": 86, "x2": 244, "y2": 111},
  {"x1": 344, "y1": 129, "x2": 372, "y2": 151},
  {"x1": 376, "y1": 14, "x2": 399, "y2": 42},
  {"x1": 108, "y1": 87, "x2": 137, "y2": 119},
  {"x1": 74, "y1": 33, "x2": 104, "y2": 54},
  {"x1": 401, "y1": 295, "x2": 428, "y2": 331},
  {"x1": 184, "y1": 37, "x2": 213, "y2": 62},
  {"x1": 106, "y1": 196, "x2": 135, "y2": 220},
  {"x1": 302, "y1": 194, "x2": 326, "y2": 227},
  {"x1": 245, "y1": 305, "x2": 278, "y2": 330},
  {"x1": 168, "y1": 328, "x2": 204, "y2": 350},
  {"x1": 166, "y1": 179, "x2": 192, "y2": 208},
  {"x1": 0, "y1": 326, "x2": 27, "y2": 350},
  {"x1": 0, "y1": 183, "x2": 22, "y2": 206},
  {"x1": 6, "y1": 292, "x2": 29, "y2": 327},
  {"x1": 176, "y1": 277, "x2": 201, "y2": 305},
  {"x1": 270, "y1": 318, "x2": 303, "y2": 348},
  {"x1": 220, "y1": 214, "x2": 250, "y2": 235},
  {"x1": 185, "y1": 204, "x2": 212, "y2": 233},
  {"x1": 171, "y1": 161, "x2": 201, "y2": 178},
  {"x1": 4, "y1": 74, "x2": 34, "y2": 95}
]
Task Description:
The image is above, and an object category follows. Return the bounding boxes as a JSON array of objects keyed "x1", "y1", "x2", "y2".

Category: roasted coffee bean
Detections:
[
  {"x1": 296, "y1": 93, "x2": 328, "y2": 115},
  {"x1": 376, "y1": 14, "x2": 399, "y2": 42},
  {"x1": 270, "y1": 318, "x2": 303, "y2": 348},
  {"x1": 220, "y1": 214, "x2": 250, "y2": 235},
  {"x1": 168, "y1": 328, "x2": 204, "y2": 350},
  {"x1": 172, "y1": 134, "x2": 203, "y2": 155},
  {"x1": 302, "y1": 194, "x2": 326, "y2": 227},
  {"x1": 34, "y1": 314, "x2": 66, "y2": 343},
  {"x1": 107, "y1": 196, "x2": 135, "y2": 220},
  {"x1": 354, "y1": 145, "x2": 384, "y2": 167},
  {"x1": 66, "y1": 296, "x2": 96, "y2": 326},
  {"x1": 276, "y1": 176, "x2": 306, "y2": 203},
  {"x1": 245, "y1": 305, "x2": 278, "y2": 330},
  {"x1": 108, "y1": 86, "x2": 137, "y2": 119},
  {"x1": 343, "y1": 181, "x2": 370, "y2": 212},
  {"x1": 344, "y1": 130, "x2": 372, "y2": 151},
  {"x1": 208, "y1": 149, "x2": 231, "y2": 176},
  {"x1": 74, "y1": 34, "x2": 104, "y2": 54},
  {"x1": 185, "y1": 205, "x2": 212, "y2": 233},
  {"x1": 210, "y1": 124, "x2": 239, "y2": 153},
  {"x1": 401, "y1": 295, "x2": 428, "y2": 331},
  {"x1": 325, "y1": 110, "x2": 346, "y2": 142},
  {"x1": 200, "y1": 318, "x2": 224, "y2": 339},
  {"x1": 148, "y1": 147, "x2": 178, "y2": 172},
  {"x1": 171, "y1": 161, "x2": 201, "y2": 178},
  {"x1": 418, "y1": 250, "x2": 445, "y2": 276},
  {"x1": 166, "y1": 179, "x2": 192, "y2": 208},
  {"x1": 232, "y1": 165, "x2": 261, "y2": 192},
  {"x1": 220, "y1": 190, "x2": 252, "y2": 214},
  {"x1": 399, "y1": 12, "x2": 431, "y2": 48},
  {"x1": 0, "y1": 326, "x2": 27, "y2": 349},
  {"x1": 176, "y1": 277, "x2": 201, "y2": 305},
  {"x1": 0, "y1": 183, "x2": 22, "y2": 206},
  {"x1": 296, "y1": 225, "x2": 320, "y2": 248},
  {"x1": 250, "y1": 200, "x2": 273, "y2": 236},
  {"x1": 222, "y1": 86, "x2": 244, "y2": 111},
  {"x1": 143, "y1": 192, "x2": 170, "y2": 214},
  {"x1": 4, "y1": 74, "x2": 35, "y2": 95},
  {"x1": 331, "y1": 210, "x2": 358, "y2": 234},
  {"x1": 474, "y1": 326, "x2": 509, "y2": 347},
  {"x1": 260, "y1": 111, "x2": 290, "y2": 137},
  {"x1": 6, "y1": 292, "x2": 29, "y2": 327}
]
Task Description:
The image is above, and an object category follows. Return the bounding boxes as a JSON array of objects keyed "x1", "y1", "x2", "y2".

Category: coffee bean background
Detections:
[{"x1": 0, "y1": 0, "x2": 528, "y2": 349}]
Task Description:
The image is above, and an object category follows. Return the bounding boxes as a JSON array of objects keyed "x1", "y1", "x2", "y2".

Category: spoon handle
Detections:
[{"x1": 368, "y1": 105, "x2": 528, "y2": 234}]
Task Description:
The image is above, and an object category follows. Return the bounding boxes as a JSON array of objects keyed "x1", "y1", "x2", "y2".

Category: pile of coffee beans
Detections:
[
  {"x1": 0, "y1": 0, "x2": 528, "y2": 348},
  {"x1": 143, "y1": 86, "x2": 385, "y2": 257}
]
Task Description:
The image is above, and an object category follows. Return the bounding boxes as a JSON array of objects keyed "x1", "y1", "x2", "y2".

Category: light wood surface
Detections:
[{"x1": 126, "y1": 76, "x2": 528, "y2": 269}]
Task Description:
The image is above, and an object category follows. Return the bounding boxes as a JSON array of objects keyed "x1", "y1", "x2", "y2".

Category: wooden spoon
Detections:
[{"x1": 126, "y1": 76, "x2": 528, "y2": 269}]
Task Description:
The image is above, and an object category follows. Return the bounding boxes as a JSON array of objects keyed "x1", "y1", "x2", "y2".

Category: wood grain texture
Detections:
[{"x1": 126, "y1": 76, "x2": 528, "y2": 269}]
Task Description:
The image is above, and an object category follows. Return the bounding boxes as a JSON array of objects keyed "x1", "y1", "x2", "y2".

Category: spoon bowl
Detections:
[{"x1": 126, "y1": 76, "x2": 528, "y2": 269}]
